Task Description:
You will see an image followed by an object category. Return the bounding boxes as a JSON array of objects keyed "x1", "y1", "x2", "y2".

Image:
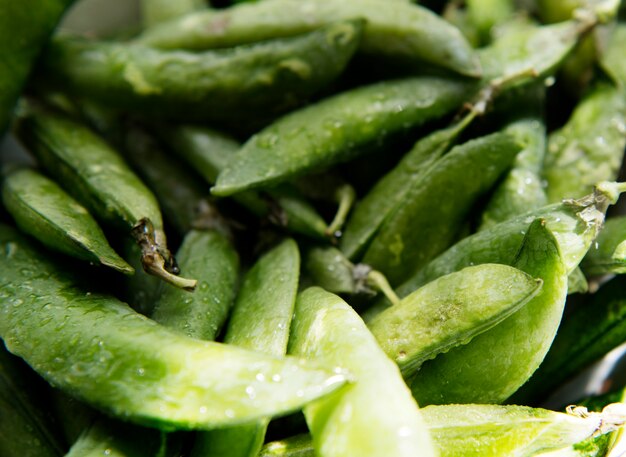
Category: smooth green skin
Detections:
[
  {"x1": 601, "y1": 23, "x2": 626, "y2": 85},
  {"x1": 15, "y1": 107, "x2": 164, "y2": 233},
  {"x1": 512, "y1": 275, "x2": 626, "y2": 404},
  {"x1": 192, "y1": 239, "x2": 300, "y2": 457},
  {"x1": 0, "y1": 344, "x2": 65, "y2": 457},
  {"x1": 466, "y1": 0, "x2": 513, "y2": 44},
  {"x1": 537, "y1": 0, "x2": 620, "y2": 23},
  {"x1": 567, "y1": 266, "x2": 589, "y2": 294},
  {"x1": 305, "y1": 245, "x2": 357, "y2": 294},
  {"x1": 2, "y1": 168, "x2": 133, "y2": 275},
  {"x1": 362, "y1": 131, "x2": 522, "y2": 286},
  {"x1": 151, "y1": 230, "x2": 239, "y2": 341},
  {"x1": 0, "y1": 0, "x2": 74, "y2": 134},
  {"x1": 122, "y1": 240, "x2": 162, "y2": 316},
  {"x1": 42, "y1": 20, "x2": 363, "y2": 123},
  {"x1": 477, "y1": 18, "x2": 583, "y2": 84},
  {"x1": 369, "y1": 264, "x2": 543, "y2": 379},
  {"x1": 479, "y1": 117, "x2": 548, "y2": 229},
  {"x1": 340, "y1": 112, "x2": 475, "y2": 261},
  {"x1": 289, "y1": 287, "x2": 437, "y2": 457},
  {"x1": 0, "y1": 224, "x2": 347, "y2": 430},
  {"x1": 410, "y1": 220, "x2": 568, "y2": 405},
  {"x1": 163, "y1": 125, "x2": 329, "y2": 239},
  {"x1": 543, "y1": 83, "x2": 626, "y2": 203},
  {"x1": 259, "y1": 404, "x2": 609, "y2": 457},
  {"x1": 138, "y1": 0, "x2": 481, "y2": 76},
  {"x1": 142, "y1": 0, "x2": 205, "y2": 27},
  {"x1": 394, "y1": 188, "x2": 611, "y2": 302},
  {"x1": 582, "y1": 215, "x2": 626, "y2": 275},
  {"x1": 213, "y1": 76, "x2": 478, "y2": 196}
]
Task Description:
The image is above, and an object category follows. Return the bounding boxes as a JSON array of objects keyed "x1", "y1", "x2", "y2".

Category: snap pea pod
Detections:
[
  {"x1": 0, "y1": 344, "x2": 65, "y2": 457},
  {"x1": 137, "y1": 0, "x2": 481, "y2": 77},
  {"x1": 213, "y1": 76, "x2": 478, "y2": 196},
  {"x1": 0, "y1": 0, "x2": 75, "y2": 134},
  {"x1": 340, "y1": 111, "x2": 476, "y2": 261},
  {"x1": 567, "y1": 266, "x2": 589, "y2": 294},
  {"x1": 410, "y1": 219, "x2": 568, "y2": 405},
  {"x1": 394, "y1": 183, "x2": 623, "y2": 302},
  {"x1": 600, "y1": 23, "x2": 626, "y2": 85},
  {"x1": 368, "y1": 263, "x2": 542, "y2": 379},
  {"x1": 14, "y1": 106, "x2": 196, "y2": 291},
  {"x1": 543, "y1": 82, "x2": 626, "y2": 203},
  {"x1": 121, "y1": 240, "x2": 162, "y2": 317},
  {"x1": 465, "y1": 0, "x2": 514, "y2": 44},
  {"x1": 362, "y1": 131, "x2": 522, "y2": 286},
  {"x1": 1, "y1": 168, "x2": 133, "y2": 275},
  {"x1": 141, "y1": 0, "x2": 205, "y2": 27},
  {"x1": 40, "y1": 20, "x2": 363, "y2": 123},
  {"x1": 511, "y1": 275, "x2": 626, "y2": 404},
  {"x1": 0, "y1": 224, "x2": 347, "y2": 430},
  {"x1": 191, "y1": 239, "x2": 299, "y2": 457},
  {"x1": 581, "y1": 215, "x2": 626, "y2": 275},
  {"x1": 259, "y1": 404, "x2": 626, "y2": 457},
  {"x1": 161, "y1": 125, "x2": 329, "y2": 240},
  {"x1": 289, "y1": 287, "x2": 436, "y2": 457},
  {"x1": 537, "y1": 0, "x2": 620, "y2": 23}
]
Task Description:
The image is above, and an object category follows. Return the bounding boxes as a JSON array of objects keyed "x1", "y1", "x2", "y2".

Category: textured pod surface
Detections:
[{"x1": 582, "y1": 215, "x2": 626, "y2": 275}]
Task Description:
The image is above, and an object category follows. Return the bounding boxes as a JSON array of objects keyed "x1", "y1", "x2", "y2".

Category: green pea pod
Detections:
[
  {"x1": 537, "y1": 0, "x2": 620, "y2": 23},
  {"x1": 466, "y1": 0, "x2": 514, "y2": 44},
  {"x1": 141, "y1": 0, "x2": 205, "y2": 27},
  {"x1": 368, "y1": 263, "x2": 543, "y2": 378},
  {"x1": 1, "y1": 168, "x2": 133, "y2": 275},
  {"x1": 151, "y1": 229, "x2": 239, "y2": 341},
  {"x1": 289, "y1": 287, "x2": 437, "y2": 457},
  {"x1": 122, "y1": 240, "x2": 162, "y2": 317},
  {"x1": 362, "y1": 131, "x2": 522, "y2": 286},
  {"x1": 0, "y1": 344, "x2": 66, "y2": 457},
  {"x1": 161, "y1": 125, "x2": 329, "y2": 240},
  {"x1": 601, "y1": 23, "x2": 626, "y2": 86},
  {"x1": 40, "y1": 20, "x2": 363, "y2": 123},
  {"x1": 0, "y1": 0, "x2": 75, "y2": 134},
  {"x1": 13, "y1": 105, "x2": 196, "y2": 291},
  {"x1": 582, "y1": 215, "x2": 626, "y2": 275},
  {"x1": 340, "y1": 111, "x2": 476, "y2": 261},
  {"x1": 213, "y1": 76, "x2": 478, "y2": 196},
  {"x1": 395, "y1": 183, "x2": 623, "y2": 301},
  {"x1": 543, "y1": 83, "x2": 626, "y2": 203},
  {"x1": 259, "y1": 404, "x2": 625, "y2": 457},
  {"x1": 191, "y1": 239, "x2": 299, "y2": 457},
  {"x1": 137, "y1": 0, "x2": 481, "y2": 77},
  {"x1": 0, "y1": 224, "x2": 347, "y2": 430},
  {"x1": 410, "y1": 219, "x2": 568, "y2": 405},
  {"x1": 567, "y1": 266, "x2": 589, "y2": 294},
  {"x1": 511, "y1": 275, "x2": 626, "y2": 404}
]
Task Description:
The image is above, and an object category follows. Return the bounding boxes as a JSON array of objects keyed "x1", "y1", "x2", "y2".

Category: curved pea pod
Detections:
[
  {"x1": 288, "y1": 287, "x2": 437, "y2": 457},
  {"x1": 13, "y1": 106, "x2": 195, "y2": 291},
  {"x1": 138, "y1": 0, "x2": 481, "y2": 77},
  {"x1": 0, "y1": 344, "x2": 66, "y2": 457},
  {"x1": 395, "y1": 182, "x2": 624, "y2": 300},
  {"x1": 151, "y1": 229, "x2": 239, "y2": 341},
  {"x1": 368, "y1": 263, "x2": 543, "y2": 379},
  {"x1": 543, "y1": 83, "x2": 626, "y2": 203},
  {"x1": 0, "y1": 224, "x2": 347, "y2": 430},
  {"x1": 213, "y1": 76, "x2": 478, "y2": 196},
  {"x1": 511, "y1": 275, "x2": 626, "y2": 404},
  {"x1": 410, "y1": 219, "x2": 568, "y2": 405},
  {"x1": 190, "y1": 239, "x2": 300, "y2": 457},
  {"x1": 1, "y1": 168, "x2": 133, "y2": 275},
  {"x1": 340, "y1": 111, "x2": 476, "y2": 261},
  {"x1": 601, "y1": 23, "x2": 626, "y2": 86},
  {"x1": 582, "y1": 215, "x2": 626, "y2": 275},
  {"x1": 40, "y1": 20, "x2": 363, "y2": 123},
  {"x1": 0, "y1": 0, "x2": 75, "y2": 134},
  {"x1": 161, "y1": 125, "x2": 329, "y2": 240},
  {"x1": 260, "y1": 434, "x2": 314, "y2": 457},
  {"x1": 362, "y1": 131, "x2": 522, "y2": 286}
]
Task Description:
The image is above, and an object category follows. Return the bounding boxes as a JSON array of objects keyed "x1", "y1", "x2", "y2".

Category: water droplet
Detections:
[
  {"x1": 104, "y1": 449, "x2": 112, "y2": 456},
  {"x1": 255, "y1": 373, "x2": 266, "y2": 382},
  {"x1": 199, "y1": 406, "x2": 208, "y2": 414},
  {"x1": 397, "y1": 351, "x2": 407, "y2": 361},
  {"x1": 398, "y1": 426, "x2": 412, "y2": 437},
  {"x1": 245, "y1": 386, "x2": 256, "y2": 399},
  {"x1": 136, "y1": 367, "x2": 145, "y2": 376},
  {"x1": 225, "y1": 409, "x2": 235, "y2": 418},
  {"x1": 295, "y1": 389, "x2": 304, "y2": 398},
  {"x1": 272, "y1": 374, "x2": 282, "y2": 382}
]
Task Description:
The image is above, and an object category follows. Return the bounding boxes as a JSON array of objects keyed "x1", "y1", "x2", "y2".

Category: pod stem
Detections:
[
  {"x1": 131, "y1": 218, "x2": 197, "y2": 291},
  {"x1": 353, "y1": 265, "x2": 400, "y2": 306},
  {"x1": 326, "y1": 184, "x2": 356, "y2": 239},
  {"x1": 567, "y1": 403, "x2": 626, "y2": 436}
]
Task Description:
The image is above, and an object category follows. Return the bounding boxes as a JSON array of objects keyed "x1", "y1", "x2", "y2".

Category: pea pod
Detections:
[
  {"x1": 410, "y1": 219, "x2": 568, "y2": 405},
  {"x1": 40, "y1": 20, "x2": 363, "y2": 123},
  {"x1": 289, "y1": 287, "x2": 436, "y2": 457},
  {"x1": 362, "y1": 131, "x2": 522, "y2": 286},
  {"x1": 213, "y1": 76, "x2": 478, "y2": 196},
  {"x1": 191, "y1": 239, "x2": 300, "y2": 457},
  {"x1": 340, "y1": 111, "x2": 476, "y2": 261},
  {"x1": 137, "y1": 0, "x2": 481, "y2": 77},
  {"x1": 1, "y1": 168, "x2": 133, "y2": 275},
  {"x1": 14, "y1": 105, "x2": 195, "y2": 290},
  {"x1": 600, "y1": 23, "x2": 626, "y2": 86},
  {"x1": 466, "y1": 0, "x2": 514, "y2": 44},
  {"x1": 543, "y1": 83, "x2": 626, "y2": 203},
  {"x1": 581, "y1": 215, "x2": 626, "y2": 275},
  {"x1": 368, "y1": 263, "x2": 543, "y2": 378},
  {"x1": 0, "y1": 224, "x2": 347, "y2": 430},
  {"x1": 141, "y1": 0, "x2": 205, "y2": 27}
]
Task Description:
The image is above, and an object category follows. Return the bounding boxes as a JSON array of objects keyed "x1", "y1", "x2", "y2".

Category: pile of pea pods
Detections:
[{"x1": 5, "y1": 0, "x2": 626, "y2": 455}]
